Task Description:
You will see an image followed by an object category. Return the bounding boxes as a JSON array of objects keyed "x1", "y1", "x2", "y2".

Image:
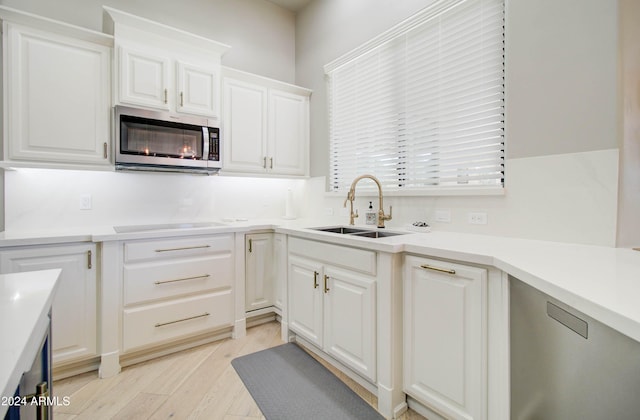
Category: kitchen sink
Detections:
[
  {"x1": 113, "y1": 222, "x2": 224, "y2": 233},
  {"x1": 350, "y1": 230, "x2": 404, "y2": 238},
  {"x1": 312, "y1": 226, "x2": 370, "y2": 234},
  {"x1": 310, "y1": 226, "x2": 407, "y2": 238}
]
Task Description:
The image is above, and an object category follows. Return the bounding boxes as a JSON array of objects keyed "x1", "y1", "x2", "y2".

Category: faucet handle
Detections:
[
  {"x1": 353, "y1": 209, "x2": 359, "y2": 219},
  {"x1": 380, "y1": 206, "x2": 392, "y2": 222}
]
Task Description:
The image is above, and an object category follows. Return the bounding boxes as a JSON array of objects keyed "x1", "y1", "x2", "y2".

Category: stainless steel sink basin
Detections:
[
  {"x1": 113, "y1": 222, "x2": 224, "y2": 233},
  {"x1": 350, "y1": 230, "x2": 404, "y2": 238},
  {"x1": 310, "y1": 226, "x2": 407, "y2": 238},
  {"x1": 312, "y1": 226, "x2": 369, "y2": 234}
]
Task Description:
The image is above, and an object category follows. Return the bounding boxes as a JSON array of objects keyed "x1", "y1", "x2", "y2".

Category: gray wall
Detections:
[
  {"x1": 296, "y1": 0, "x2": 620, "y2": 176},
  {"x1": 0, "y1": 0, "x2": 296, "y2": 83}
]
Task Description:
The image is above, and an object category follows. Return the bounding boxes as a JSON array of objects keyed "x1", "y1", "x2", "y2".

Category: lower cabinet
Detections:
[
  {"x1": 0, "y1": 243, "x2": 97, "y2": 366},
  {"x1": 403, "y1": 255, "x2": 487, "y2": 420},
  {"x1": 245, "y1": 233, "x2": 274, "y2": 312},
  {"x1": 288, "y1": 237, "x2": 377, "y2": 382},
  {"x1": 121, "y1": 234, "x2": 234, "y2": 353}
]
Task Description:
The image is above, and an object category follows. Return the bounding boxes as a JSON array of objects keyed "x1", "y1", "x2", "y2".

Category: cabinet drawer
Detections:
[
  {"x1": 123, "y1": 253, "x2": 232, "y2": 305},
  {"x1": 122, "y1": 290, "x2": 233, "y2": 352},
  {"x1": 288, "y1": 237, "x2": 376, "y2": 276},
  {"x1": 124, "y1": 234, "x2": 233, "y2": 263}
]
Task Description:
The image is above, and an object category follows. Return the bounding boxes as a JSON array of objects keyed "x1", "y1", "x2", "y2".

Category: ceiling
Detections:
[{"x1": 266, "y1": 0, "x2": 312, "y2": 12}]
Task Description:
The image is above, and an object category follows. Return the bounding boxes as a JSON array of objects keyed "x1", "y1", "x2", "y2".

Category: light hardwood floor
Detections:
[{"x1": 53, "y1": 321, "x2": 426, "y2": 419}]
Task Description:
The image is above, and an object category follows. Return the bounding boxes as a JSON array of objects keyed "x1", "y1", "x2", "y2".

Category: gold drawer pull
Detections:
[
  {"x1": 155, "y1": 245, "x2": 211, "y2": 253},
  {"x1": 155, "y1": 312, "x2": 210, "y2": 327},
  {"x1": 323, "y1": 274, "x2": 330, "y2": 293},
  {"x1": 154, "y1": 274, "x2": 210, "y2": 285},
  {"x1": 22, "y1": 382, "x2": 49, "y2": 420},
  {"x1": 313, "y1": 271, "x2": 319, "y2": 289},
  {"x1": 420, "y1": 264, "x2": 456, "y2": 275}
]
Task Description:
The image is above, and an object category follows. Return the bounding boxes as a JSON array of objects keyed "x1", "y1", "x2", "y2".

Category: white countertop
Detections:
[
  {"x1": 0, "y1": 269, "x2": 61, "y2": 416},
  {"x1": 1, "y1": 219, "x2": 640, "y2": 345}
]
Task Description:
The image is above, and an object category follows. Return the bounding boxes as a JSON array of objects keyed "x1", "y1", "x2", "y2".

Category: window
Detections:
[{"x1": 325, "y1": 0, "x2": 505, "y2": 194}]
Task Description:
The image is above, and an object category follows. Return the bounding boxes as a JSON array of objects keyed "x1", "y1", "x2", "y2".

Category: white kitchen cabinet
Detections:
[
  {"x1": 288, "y1": 237, "x2": 377, "y2": 382},
  {"x1": 121, "y1": 234, "x2": 234, "y2": 353},
  {"x1": 118, "y1": 47, "x2": 220, "y2": 118},
  {"x1": 245, "y1": 233, "x2": 274, "y2": 312},
  {"x1": 105, "y1": 7, "x2": 228, "y2": 120},
  {"x1": 288, "y1": 255, "x2": 324, "y2": 347},
  {"x1": 176, "y1": 60, "x2": 219, "y2": 117},
  {"x1": 0, "y1": 243, "x2": 97, "y2": 367},
  {"x1": 404, "y1": 255, "x2": 487, "y2": 420},
  {"x1": 118, "y1": 47, "x2": 170, "y2": 111},
  {"x1": 2, "y1": 20, "x2": 111, "y2": 167},
  {"x1": 268, "y1": 90, "x2": 308, "y2": 175},
  {"x1": 222, "y1": 68, "x2": 310, "y2": 176}
]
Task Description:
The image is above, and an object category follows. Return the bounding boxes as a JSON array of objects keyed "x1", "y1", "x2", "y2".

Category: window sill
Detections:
[{"x1": 324, "y1": 186, "x2": 505, "y2": 198}]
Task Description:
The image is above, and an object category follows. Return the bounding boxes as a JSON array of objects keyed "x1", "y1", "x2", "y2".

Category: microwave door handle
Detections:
[{"x1": 202, "y1": 127, "x2": 210, "y2": 161}]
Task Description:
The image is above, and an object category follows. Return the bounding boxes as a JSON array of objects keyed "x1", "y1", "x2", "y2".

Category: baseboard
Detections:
[
  {"x1": 119, "y1": 326, "x2": 233, "y2": 368},
  {"x1": 53, "y1": 356, "x2": 101, "y2": 381}
]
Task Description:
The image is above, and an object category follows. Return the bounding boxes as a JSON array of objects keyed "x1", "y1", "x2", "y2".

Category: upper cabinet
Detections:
[
  {"x1": 1, "y1": 9, "x2": 112, "y2": 168},
  {"x1": 222, "y1": 67, "x2": 311, "y2": 176},
  {"x1": 104, "y1": 7, "x2": 229, "y2": 121}
]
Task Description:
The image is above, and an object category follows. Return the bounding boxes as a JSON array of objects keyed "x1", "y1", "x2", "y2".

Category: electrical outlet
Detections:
[
  {"x1": 435, "y1": 209, "x2": 451, "y2": 223},
  {"x1": 468, "y1": 211, "x2": 487, "y2": 225},
  {"x1": 79, "y1": 194, "x2": 92, "y2": 210}
]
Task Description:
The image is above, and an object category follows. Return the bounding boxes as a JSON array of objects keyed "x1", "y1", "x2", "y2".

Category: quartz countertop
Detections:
[
  {"x1": 1, "y1": 219, "x2": 640, "y2": 344},
  {"x1": 0, "y1": 269, "x2": 61, "y2": 416}
]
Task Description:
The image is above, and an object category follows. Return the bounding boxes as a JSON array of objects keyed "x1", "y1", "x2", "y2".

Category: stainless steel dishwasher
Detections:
[{"x1": 510, "y1": 276, "x2": 640, "y2": 419}]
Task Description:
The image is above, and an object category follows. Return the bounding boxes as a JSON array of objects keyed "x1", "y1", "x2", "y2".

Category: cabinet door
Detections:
[
  {"x1": 288, "y1": 255, "x2": 323, "y2": 347},
  {"x1": 268, "y1": 90, "x2": 309, "y2": 175},
  {"x1": 4, "y1": 23, "x2": 111, "y2": 165},
  {"x1": 273, "y1": 233, "x2": 287, "y2": 310},
  {"x1": 222, "y1": 78, "x2": 268, "y2": 173},
  {"x1": 0, "y1": 244, "x2": 97, "y2": 365},
  {"x1": 404, "y1": 255, "x2": 487, "y2": 420},
  {"x1": 176, "y1": 61, "x2": 218, "y2": 118},
  {"x1": 324, "y1": 266, "x2": 377, "y2": 382},
  {"x1": 245, "y1": 233, "x2": 274, "y2": 312},
  {"x1": 119, "y1": 47, "x2": 170, "y2": 110}
]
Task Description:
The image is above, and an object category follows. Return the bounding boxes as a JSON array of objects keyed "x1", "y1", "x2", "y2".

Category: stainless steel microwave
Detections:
[{"x1": 115, "y1": 106, "x2": 221, "y2": 174}]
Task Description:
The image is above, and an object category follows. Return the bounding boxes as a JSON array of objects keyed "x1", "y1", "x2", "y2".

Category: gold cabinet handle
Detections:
[
  {"x1": 269, "y1": 157, "x2": 273, "y2": 169},
  {"x1": 420, "y1": 264, "x2": 456, "y2": 275},
  {"x1": 155, "y1": 312, "x2": 209, "y2": 327},
  {"x1": 180, "y1": 91, "x2": 184, "y2": 107},
  {"x1": 154, "y1": 274, "x2": 210, "y2": 285},
  {"x1": 248, "y1": 238, "x2": 252, "y2": 253},
  {"x1": 22, "y1": 382, "x2": 49, "y2": 420},
  {"x1": 323, "y1": 274, "x2": 330, "y2": 293},
  {"x1": 103, "y1": 142, "x2": 108, "y2": 159},
  {"x1": 263, "y1": 156, "x2": 267, "y2": 168},
  {"x1": 313, "y1": 271, "x2": 319, "y2": 289},
  {"x1": 164, "y1": 88, "x2": 168, "y2": 104},
  {"x1": 155, "y1": 245, "x2": 211, "y2": 253},
  {"x1": 87, "y1": 250, "x2": 92, "y2": 269}
]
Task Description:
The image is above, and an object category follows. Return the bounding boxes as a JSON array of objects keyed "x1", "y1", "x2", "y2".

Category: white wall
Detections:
[
  {"x1": 295, "y1": 0, "x2": 622, "y2": 246},
  {"x1": 4, "y1": 169, "x2": 306, "y2": 231}
]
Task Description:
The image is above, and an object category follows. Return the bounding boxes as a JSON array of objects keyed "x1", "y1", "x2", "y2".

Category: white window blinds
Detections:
[{"x1": 326, "y1": 0, "x2": 505, "y2": 193}]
